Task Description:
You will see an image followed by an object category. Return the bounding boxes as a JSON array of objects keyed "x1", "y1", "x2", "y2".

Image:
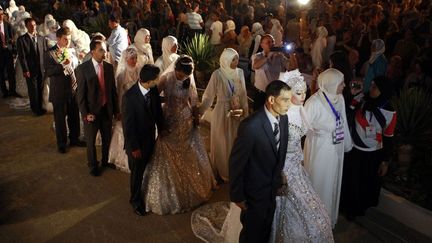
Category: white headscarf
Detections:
[
  {"x1": 225, "y1": 20, "x2": 236, "y2": 34},
  {"x1": 116, "y1": 47, "x2": 139, "y2": 80},
  {"x1": 42, "y1": 14, "x2": 54, "y2": 35},
  {"x1": 270, "y1": 19, "x2": 283, "y2": 47},
  {"x1": 6, "y1": 0, "x2": 18, "y2": 18},
  {"x1": 63, "y1": 19, "x2": 91, "y2": 55},
  {"x1": 311, "y1": 26, "x2": 328, "y2": 68},
  {"x1": 369, "y1": 39, "x2": 385, "y2": 64},
  {"x1": 219, "y1": 48, "x2": 239, "y2": 81},
  {"x1": 251, "y1": 22, "x2": 265, "y2": 38},
  {"x1": 317, "y1": 68, "x2": 344, "y2": 103},
  {"x1": 133, "y1": 28, "x2": 154, "y2": 65},
  {"x1": 160, "y1": 35, "x2": 179, "y2": 71}
]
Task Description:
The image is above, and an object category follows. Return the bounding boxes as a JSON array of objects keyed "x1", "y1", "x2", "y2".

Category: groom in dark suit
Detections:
[
  {"x1": 229, "y1": 80, "x2": 291, "y2": 243},
  {"x1": 44, "y1": 27, "x2": 84, "y2": 153},
  {"x1": 76, "y1": 39, "x2": 119, "y2": 177},
  {"x1": 17, "y1": 18, "x2": 48, "y2": 115},
  {"x1": 122, "y1": 64, "x2": 164, "y2": 216}
]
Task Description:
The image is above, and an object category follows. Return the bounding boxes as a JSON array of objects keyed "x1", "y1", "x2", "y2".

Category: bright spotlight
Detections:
[{"x1": 298, "y1": 0, "x2": 310, "y2": 5}]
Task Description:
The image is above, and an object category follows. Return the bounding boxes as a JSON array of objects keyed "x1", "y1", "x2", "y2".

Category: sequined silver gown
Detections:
[
  {"x1": 142, "y1": 71, "x2": 216, "y2": 215},
  {"x1": 269, "y1": 105, "x2": 334, "y2": 243}
]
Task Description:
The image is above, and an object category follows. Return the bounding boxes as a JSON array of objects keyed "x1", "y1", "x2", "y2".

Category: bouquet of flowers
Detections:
[{"x1": 54, "y1": 48, "x2": 70, "y2": 64}]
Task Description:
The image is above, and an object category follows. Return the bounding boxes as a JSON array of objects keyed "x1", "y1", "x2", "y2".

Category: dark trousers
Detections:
[
  {"x1": 25, "y1": 75, "x2": 44, "y2": 114},
  {"x1": 52, "y1": 96, "x2": 80, "y2": 149},
  {"x1": 239, "y1": 201, "x2": 275, "y2": 243},
  {"x1": 83, "y1": 106, "x2": 112, "y2": 170},
  {"x1": 127, "y1": 150, "x2": 152, "y2": 208},
  {"x1": 253, "y1": 88, "x2": 266, "y2": 111},
  {"x1": 0, "y1": 49, "x2": 16, "y2": 94}
]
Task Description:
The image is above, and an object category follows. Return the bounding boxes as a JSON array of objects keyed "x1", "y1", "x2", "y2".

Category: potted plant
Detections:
[
  {"x1": 181, "y1": 34, "x2": 217, "y2": 88},
  {"x1": 391, "y1": 87, "x2": 432, "y2": 169}
]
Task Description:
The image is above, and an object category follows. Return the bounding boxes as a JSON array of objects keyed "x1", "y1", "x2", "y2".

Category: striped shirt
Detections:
[{"x1": 186, "y1": 12, "x2": 203, "y2": 30}]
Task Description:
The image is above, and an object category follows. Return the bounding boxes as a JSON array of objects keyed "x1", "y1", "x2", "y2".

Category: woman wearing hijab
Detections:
[
  {"x1": 62, "y1": 19, "x2": 91, "y2": 60},
  {"x1": 108, "y1": 47, "x2": 141, "y2": 172},
  {"x1": 270, "y1": 18, "x2": 283, "y2": 47},
  {"x1": 303, "y1": 68, "x2": 353, "y2": 228},
  {"x1": 37, "y1": 14, "x2": 55, "y2": 36},
  {"x1": 250, "y1": 22, "x2": 265, "y2": 56},
  {"x1": 310, "y1": 26, "x2": 328, "y2": 69},
  {"x1": 363, "y1": 39, "x2": 387, "y2": 93},
  {"x1": 154, "y1": 35, "x2": 179, "y2": 74},
  {"x1": 341, "y1": 76, "x2": 396, "y2": 220},
  {"x1": 199, "y1": 48, "x2": 249, "y2": 182},
  {"x1": 237, "y1": 26, "x2": 253, "y2": 58},
  {"x1": 130, "y1": 28, "x2": 154, "y2": 67}
]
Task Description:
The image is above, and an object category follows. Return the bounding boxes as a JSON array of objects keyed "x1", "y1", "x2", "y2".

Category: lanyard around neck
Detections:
[{"x1": 322, "y1": 92, "x2": 340, "y2": 121}]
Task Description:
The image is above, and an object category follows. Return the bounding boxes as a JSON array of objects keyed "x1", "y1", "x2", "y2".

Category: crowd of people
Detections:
[{"x1": 0, "y1": 0, "x2": 431, "y2": 242}]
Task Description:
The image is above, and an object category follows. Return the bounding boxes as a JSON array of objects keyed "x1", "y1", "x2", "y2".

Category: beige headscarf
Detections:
[
  {"x1": 160, "y1": 36, "x2": 180, "y2": 71},
  {"x1": 219, "y1": 48, "x2": 239, "y2": 81},
  {"x1": 311, "y1": 26, "x2": 328, "y2": 68},
  {"x1": 225, "y1": 20, "x2": 236, "y2": 34},
  {"x1": 369, "y1": 39, "x2": 385, "y2": 64},
  {"x1": 317, "y1": 68, "x2": 344, "y2": 103},
  {"x1": 251, "y1": 22, "x2": 265, "y2": 38},
  {"x1": 133, "y1": 28, "x2": 154, "y2": 64}
]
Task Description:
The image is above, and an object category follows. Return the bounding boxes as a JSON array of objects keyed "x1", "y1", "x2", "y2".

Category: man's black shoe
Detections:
[
  {"x1": 58, "y1": 146, "x2": 67, "y2": 154},
  {"x1": 133, "y1": 205, "x2": 146, "y2": 216},
  {"x1": 89, "y1": 167, "x2": 100, "y2": 177},
  {"x1": 70, "y1": 140, "x2": 86, "y2": 147}
]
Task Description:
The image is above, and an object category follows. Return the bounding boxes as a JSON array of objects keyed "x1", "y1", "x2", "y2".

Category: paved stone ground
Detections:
[{"x1": 0, "y1": 98, "x2": 429, "y2": 242}]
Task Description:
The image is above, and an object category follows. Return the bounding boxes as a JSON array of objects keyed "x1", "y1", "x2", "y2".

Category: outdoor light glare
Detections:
[{"x1": 298, "y1": 0, "x2": 310, "y2": 5}]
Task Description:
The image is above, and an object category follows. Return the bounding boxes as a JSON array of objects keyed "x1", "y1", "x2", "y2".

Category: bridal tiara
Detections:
[{"x1": 279, "y1": 69, "x2": 307, "y2": 92}]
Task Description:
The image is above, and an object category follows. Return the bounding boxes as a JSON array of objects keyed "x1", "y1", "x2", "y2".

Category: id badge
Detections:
[
  {"x1": 365, "y1": 126, "x2": 376, "y2": 139},
  {"x1": 332, "y1": 119, "x2": 344, "y2": 144}
]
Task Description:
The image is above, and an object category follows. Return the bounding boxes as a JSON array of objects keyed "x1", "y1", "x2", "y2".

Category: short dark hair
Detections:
[
  {"x1": 265, "y1": 80, "x2": 291, "y2": 99},
  {"x1": 175, "y1": 55, "x2": 194, "y2": 76},
  {"x1": 90, "y1": 40, "x2": 103, "y2": 51},
  {"x1": 90, "y1": 32, "x2": 106, "y2": 42},
  {"x1": 24, "y1": 18, "x2": 36, "y2": 26},
  {"x1": 140, "y1": 64, "x2": 160, "y2": 83},
  {"x1": 260, "y1": 34, "x2": 274, "y2": 44},
  {"x1": 109, "y1": 14, "x2": 120, "y2": 23},
  {"x1": 56, "y1": 27, "x2": 71, "y2": 38}
]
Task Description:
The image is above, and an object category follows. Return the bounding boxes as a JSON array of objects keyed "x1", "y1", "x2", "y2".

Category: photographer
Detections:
[{"x1": 251, "y1": 34, "x2": 290, "y2": 110}]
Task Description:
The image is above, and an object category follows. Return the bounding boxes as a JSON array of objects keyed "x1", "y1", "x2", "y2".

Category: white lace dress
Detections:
[{"x1": 269, "y1": 106, "x2": 334, "y2": 242}]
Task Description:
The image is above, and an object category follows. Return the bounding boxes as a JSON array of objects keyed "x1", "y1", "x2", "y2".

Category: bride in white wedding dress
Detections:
[{"x1": 191, "y1": 70, "x2": 334, "y2": 243}]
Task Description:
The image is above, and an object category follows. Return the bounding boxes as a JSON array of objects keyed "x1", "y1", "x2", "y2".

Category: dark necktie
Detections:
[
  {"x1": 32, "y1": 36, "x2": 38, "y2": 56},
  {"x1": 274, "y1": 118, "x2": 280, "y2": 150}
]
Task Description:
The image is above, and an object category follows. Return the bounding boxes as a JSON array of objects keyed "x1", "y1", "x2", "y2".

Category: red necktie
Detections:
[{"x1": 98, "y1": 63, "x2": 107, "y2": 106}]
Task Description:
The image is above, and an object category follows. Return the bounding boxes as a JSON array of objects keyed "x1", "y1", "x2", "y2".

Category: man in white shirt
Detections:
[
  {"x1": 107, "y1": 15, "x2": 128, "y2": 69},
  {"x1": 252, "y1": 34, "x2": 290, "y2": 110},
  {"x1": 208, "y1": 12, "x2": 222, "y2": 45}
]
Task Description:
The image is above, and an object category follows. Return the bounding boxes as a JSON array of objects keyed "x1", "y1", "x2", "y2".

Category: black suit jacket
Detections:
[
  {"x1": 17, "y1": 33, "x2": 48, "y2": 79},
  {"x1": 76, "y1": 59, "x2": 119, "y2": 118},
  {"x1": 229, "y1": 108, "x2": 289, "y2": 204},
  {"x1": 0, "y1": 21, "x2": 15, "y2": 51},
  {"x1": 44, "y1": 45, "x2": 75, "y2": 103},
  {"x1": 122, "y1": 83, "x2": 164, "y2": 154}
]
